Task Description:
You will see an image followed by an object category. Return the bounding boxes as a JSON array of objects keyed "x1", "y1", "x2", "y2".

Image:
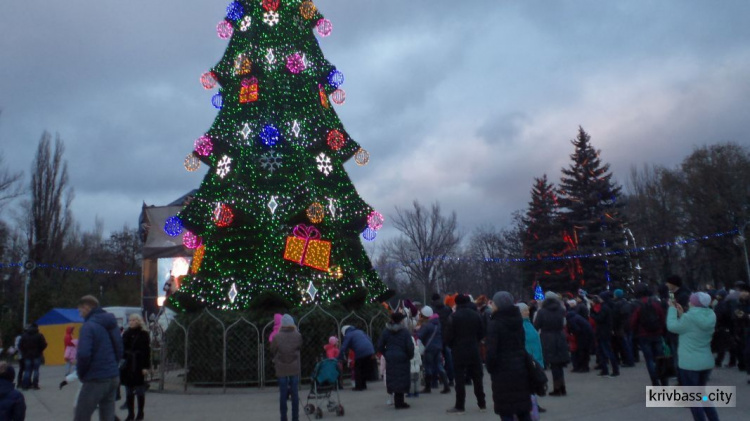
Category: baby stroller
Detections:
[{"x1": 305, "y1": 358, "x2": 344, "y2": 419}]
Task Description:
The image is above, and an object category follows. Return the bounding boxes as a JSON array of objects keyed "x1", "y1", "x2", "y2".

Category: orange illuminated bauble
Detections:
[
  {"x1": 307, "y1": 202, "x2": 325, "y2": 224},
  {"x1": 300, "y1": 1, "x2": 317, "y2": 19}
]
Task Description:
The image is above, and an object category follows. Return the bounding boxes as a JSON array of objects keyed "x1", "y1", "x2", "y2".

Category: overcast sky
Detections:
[{"x1": 2, "y1": 0, "x2": 749, "y2": 247}]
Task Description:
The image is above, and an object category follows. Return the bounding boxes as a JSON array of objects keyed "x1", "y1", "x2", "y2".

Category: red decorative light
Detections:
[
  {"x1": 214, "y1": 203, "x2": 234, "y2": 227},
  {"x1": 327, "y1": 130, "x2": 346, "y2": 150},
  {"x1": 262, "y1": 0, "x2": 280, "y2": 11}
]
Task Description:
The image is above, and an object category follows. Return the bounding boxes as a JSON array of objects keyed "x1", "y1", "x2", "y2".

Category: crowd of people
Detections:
[{"x1": 269, "y1": 276, "x2": 750, "y2": 421}]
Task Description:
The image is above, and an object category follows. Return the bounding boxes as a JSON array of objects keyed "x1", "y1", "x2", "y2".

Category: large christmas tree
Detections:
[
  {"x1": 168, "y1": 0, "x2": 391, "y2": 311},
  {"x1": 557, "y1": 127, "x2": 630, "y2": 292}
]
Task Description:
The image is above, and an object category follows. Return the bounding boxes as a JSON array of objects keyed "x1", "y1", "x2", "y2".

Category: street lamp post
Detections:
[
  {"x1": 735, "y1": 222, "x2": 750, "y2": 283},
  {"x1": 22, "y1": 260, "x2": 36, "y2": 327}
]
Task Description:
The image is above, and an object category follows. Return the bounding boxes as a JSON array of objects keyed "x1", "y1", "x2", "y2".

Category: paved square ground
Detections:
[{"x1": 22, "y1": 363, "x2": 749, "y2": 420}]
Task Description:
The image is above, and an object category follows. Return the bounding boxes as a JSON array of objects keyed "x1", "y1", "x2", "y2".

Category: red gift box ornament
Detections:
[{"x1": 283, "y1": 224, "x2": 331, "y2": 271}]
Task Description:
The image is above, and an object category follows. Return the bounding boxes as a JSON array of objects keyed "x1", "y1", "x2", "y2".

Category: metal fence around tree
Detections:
[{"x1": 147, "y1": 305, "x2": 388, "y2": 393}]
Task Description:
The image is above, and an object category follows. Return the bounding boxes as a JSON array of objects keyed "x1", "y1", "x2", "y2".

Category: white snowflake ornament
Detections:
[
  {"x1": 316, "y1": 153, "x2": 333, "y2": 176},
  {"x1": 239, "y1": 16, "x2": 252, "y2": 32},
  {"x1": 216, "y1": 155, "x2": 232, "y2": 179},
  {"x1": 263, "y1": 11, "x2": 279, "y2": 27}
]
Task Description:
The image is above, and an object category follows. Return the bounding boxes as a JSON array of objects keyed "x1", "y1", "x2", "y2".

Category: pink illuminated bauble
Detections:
[
  {"x1": 194, "y1": 135, "x2": 213, "y2": 156},
  {"x1": 286, "y1": 53, "x2": 305, "y2": 74},
  {"x1": 331, "y1": 89, "x2": 346, "y2": 105},
  {"x1": 200, "y1": 71, "x2": 218, "y2": 90},
  {"x1": 183, "y1": 231, "x2": 202, "y2": 249},
  {"x1": 217, "y1": 20, "x2": 234, "y2": 39},
  {"x1": 367, "y1": 211, "x2": 385, "y2": 231},
  {"x1": 316, "y1": 19, "x2": 333, "y2": 37}
]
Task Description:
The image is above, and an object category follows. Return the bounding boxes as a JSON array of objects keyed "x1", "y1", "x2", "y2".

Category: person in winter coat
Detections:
[
  {"x1": 487, "y1": 292, "x2": 532, "y2": 421},
  {"x1": 565, "y1": 304, "x2": 593, "y2": 373},
  {"x1": 64, "y1": 326, "x2": 79, "y2": 376},
  {"x1": 407, "y1": 334, "x2": 422, "y2": 398},
  {"x1": 534, "y1": 291, "x2": 570, "y2": 396},
  {"x1": 713, "y1": 289, "x2": 736, "y2": 367},
  {"x1": 339, "y1": 325, "x2": 375, "y2": 391},
  {"x1": 377, "y1": 312, "x2": 414, "y2": 409},
  {"x1": 665, "y1": 275, "x2": 691, "y2": 379},
  {"x1": 18, "y1": 323, "x2": 47, "y2": 390},
  {"x1": 324, "y1": 336, "x2": 340, "y2": 359},
  {"x1": 591, "y1": 291, "x2": 620, "y2": 377},
  {"x1": 667, "y1": 292, "x2": 720, "y2": 421},
  {"x1": 120, "y1": 314, "x2": 151, "y2": 421},
  {"x1": 630, "y1": 283, "x2": 666, "y2": 386},
  {"x1": 75, "y1": 295, "x2": 124, "y2": 421},
  {"x1": 611, "y1": 289, "x2": 635, "y2": 367},
  {"x1": 443, "y1": 294, "x2": 486, "y2": 414},
  {"x1": 431, "y1": 293, "x2": 456, "y2": 387},
  {"x1": 271, "y1": 314, "x2": 303, "y2": 421},
  {"x1": 416, "y1": 306, "x2": 450, "y2": 394},
  {"x1": 0, "y1": 362, "x2": 25, "y2": 421}
]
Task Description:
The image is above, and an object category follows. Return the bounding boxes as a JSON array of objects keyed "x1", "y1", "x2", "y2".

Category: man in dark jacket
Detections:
[
  {"x1": 0, "y1": 362, "x2": 25, "y2": 421},
  {"x1": 591, "y1": 291, "x2": 619, "y2": 377},
  {"x1": 665, "y1": 275, "x2": 690, "y2": 381},
  {"x1": 713, "y1": 289, "x2": 736, "y2": 367},
  {"x1": 75, "y1": 295, "x2": 123, "y2": 421},
  {"x1": 611, "y1": 289, "x2": 635, "y2": 367},
  {"x1": 444, "y1": 294, "x2": 486, "y2": 414},
  {"x1": 566, "y1": 307, "x2": 594, "y2": 372},
  {"x1": 630, "y1": 283, "x2": 666, "y2": 386},
  {"x1": 339, "y1": 325, "x2": 375, "y2": 391},
  {"x1": 18, "y1": 323, "x2": 47, "y2": 390}
]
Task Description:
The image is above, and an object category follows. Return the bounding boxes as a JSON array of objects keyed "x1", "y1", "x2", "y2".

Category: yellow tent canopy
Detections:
[{"x1": 36, "y1": 308, "x2": 82, "y2": 366}]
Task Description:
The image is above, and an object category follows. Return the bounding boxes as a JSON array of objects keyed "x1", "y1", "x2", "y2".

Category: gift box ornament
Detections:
[
  {"x1": 240, "y1": 77, "x2": 259, "y2": 103},
  {"x1": 283, "y1": 224, "x2": 331, "y2": 271}
]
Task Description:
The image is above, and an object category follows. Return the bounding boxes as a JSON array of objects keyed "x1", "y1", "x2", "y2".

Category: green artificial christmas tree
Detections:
[
  {"x1": 557, "y1": 127, "x2": 630, "y2": 292},
  {"x1": 168, "y1": 0, "x2": 392, "y2": 311}
]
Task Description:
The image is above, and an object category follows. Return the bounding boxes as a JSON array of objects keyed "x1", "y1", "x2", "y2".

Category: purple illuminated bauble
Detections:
[
  {"x1": 217, "y1": 20, "x2": 234, "y2": 39},
  {"x1": 183, "y1": 231, "x2": 202, "y2": 249},
  {"x1": 316, "y1": 18, "x2": 333, "y2": 37},
  {"x1": 194, "y1": 135, "x2": 213, "y2": 156},
  {"x1": 362, "y1": 227, "x2": 377, "y2": 242},
  {"x1": 286, "y1": 53, "x2": 305, "y2": 74},
  {"x1": 164, "y1": 216, "x2": 183, "y2": 237},
  {"x1": 212, "y1": 93, "x2": 223, "y2": 109},
  {"x1": 226, "y1": 2, "x2": 244, "y2": 21}
]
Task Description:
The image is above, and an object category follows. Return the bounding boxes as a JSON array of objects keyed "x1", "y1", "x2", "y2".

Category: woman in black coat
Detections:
[
  {"x1": 534, "y1": 292, "x2": 570, "y2": 396},
  {"x1": 486, "y1": 291, "x2": 532, "y2": 421},
  {"x1": 121, "y1": 314, "x2": 151, "y2": 421},
  {"x1": 377, "y1": 312, "x2": 414, "y2": 409}
]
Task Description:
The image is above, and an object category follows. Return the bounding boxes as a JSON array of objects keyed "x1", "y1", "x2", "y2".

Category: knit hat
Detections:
[
  {"x1": 689, "y1": 292, "x2": 711, "y2": 308},
  {"x1": 544, "y1": 291, "x2": 558, "y2": 301},
  {"x1": 341, "y1": 325, "x2": 352, "y2": 336},
  {"x1": 614, "y1": 289, "x2": 624, "y2": 299},
  {"x1": 715, "y1": 289, "x2": 728, "y2": 299},
  {"x1": 391, "y1": 312, "x2": 406, "y2": 324},
  {"x1": 666, "y1": 275, "x2": 683, "y2": 288},
  {"x1": 420, "y1": 306, "x2": 434, "y2": 318},
  {"x1": 455, "y1": 294, "x2": 470, "y2": 305},
  {"x1": 444, "y1": 294, "x2": 457, "y2": 308},
  {"x1": 516, "y1": 302, "x2": 529, "y2": 315},
  {"x1": 567, "y1": 299, "x2": 577, "y2": 308},
  {"x1": 492, "y1": 291, "x2": 514, "y2": 310},
  {"x1": 328, "y1": 336, "x2": 338, "y2": 345},
  {"x1": 281, "y1": 314, "x2": 295, "y2": 327}
]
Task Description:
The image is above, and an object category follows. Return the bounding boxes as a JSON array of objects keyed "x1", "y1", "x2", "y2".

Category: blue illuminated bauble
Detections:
[
  {"x1": 226, "y1": 2, "x2": 244, "y2": 21},
  {"x1": 259, "y1": 124, "x2": 281, "y2": 146},
  {"x1": 212, "y1": 93, "x2": 223, "y2": 109},
  {"x1": 362, "y1": 227, "x2": 377, "y2": 242},
  {"x1": 327, "y1": 69, "x2": 344, "y2": 88},
  {"x1": 164, "y1": 216, "x2": 183, "y2": 237}
]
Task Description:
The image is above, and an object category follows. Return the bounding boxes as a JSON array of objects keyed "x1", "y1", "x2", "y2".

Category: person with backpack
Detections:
[{"x1": 630, "y1": 283, "x2": 666, "y2": 386}]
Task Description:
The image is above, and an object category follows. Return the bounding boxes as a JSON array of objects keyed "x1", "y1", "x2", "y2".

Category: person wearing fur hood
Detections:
[{"x1": 377, "y1": 313, "x2": 414, "y2": 409}]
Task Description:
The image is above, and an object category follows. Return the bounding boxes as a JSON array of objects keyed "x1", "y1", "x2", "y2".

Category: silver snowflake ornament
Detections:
[
  {"x1": 239, "y1": 16, "x2": 252, "y2": 32},
  {"x1": 316, "y1": 153, "x2": 333, "y2": 176},
  {"x1": 216, "y1": 155, "x2": 232, "y2": 179},
  {"x1": 259, "y1": 151, "x2": 283, "y2": 173}
]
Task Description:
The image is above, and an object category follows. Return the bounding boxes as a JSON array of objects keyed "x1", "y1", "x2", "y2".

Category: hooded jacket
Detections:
[
  {"x1": 666, "y1": 306, "x2": 716, "y2": 371},
  {"x1": 270, "y1": 326, "x2": 302, "y2": 377},
  {"x1": 0, "y1": 369, "x2": 25, "y2": 421},
  {"x1": 444, "y1": 302, "x2": 484, "y2": 361},
  {"x1": 377, "y1": 322, "x2": 414, "y2": 394},
  {"x1": 417, "y1": 318, "x2": 443, "y2": 354},
  {"x1": 534, "y1": 297, "x2": 570, "y2": 366},
  {"x1": 339, "y1": 327, "x2": 375, "y2": 360},
  {"x1": 77, "y1": 307, "x2": 124, "y2": 382}
]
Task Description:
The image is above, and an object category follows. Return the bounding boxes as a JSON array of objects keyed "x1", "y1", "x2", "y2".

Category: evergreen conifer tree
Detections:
[{"x1": 557, "y1": 127, "x2": 630, "y2": 292}]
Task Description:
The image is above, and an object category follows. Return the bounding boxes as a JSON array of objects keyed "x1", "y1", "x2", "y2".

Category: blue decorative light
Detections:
[
  {"x1": 327, "y1": 69, "x2": 344, "y2": 88},
  {"x1": 362, "y1": 227, "x2": 377, "y2": 242},
  {"x1": 212, "y1": 93, "x2": 223, "y2": 109},
  {"x1": 259, "y1": 124, "x2": 281, "y2": 146},
  {"x1": 226, "y1": 2, "x2": 244, "y2": 21},
  {"x1": 164, "y1": 216, "x2": 183, "y2": 237},
  {"x1": 534, "y1": 285, "x2": 544, "y2": 301}
]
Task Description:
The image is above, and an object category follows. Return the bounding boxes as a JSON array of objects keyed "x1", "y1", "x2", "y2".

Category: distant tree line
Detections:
[
  {"x1": 0, "y1": 128, "x2": 141, "y2": 347},
  {"x1": 375, "y1": 127, "x2": 750, "y2": 302}
]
